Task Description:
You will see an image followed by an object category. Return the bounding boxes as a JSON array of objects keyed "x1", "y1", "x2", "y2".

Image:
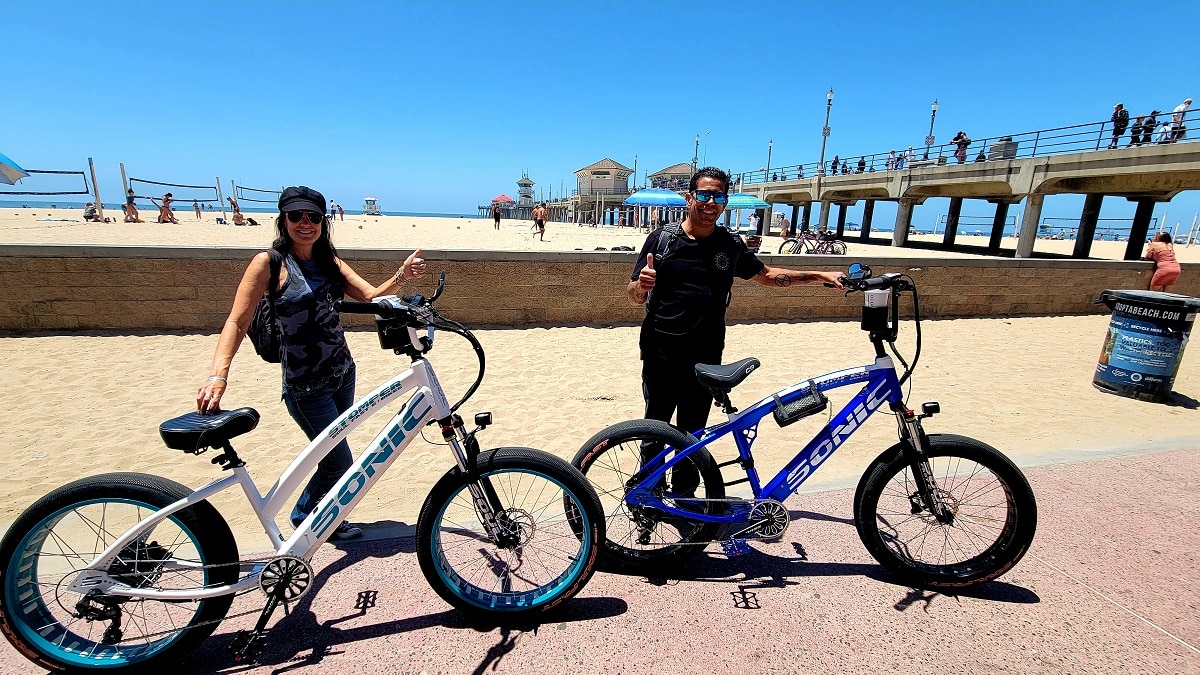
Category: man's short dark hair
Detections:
[{"x1": 689, "y1": 166, "x2": 730, "y2": 194}]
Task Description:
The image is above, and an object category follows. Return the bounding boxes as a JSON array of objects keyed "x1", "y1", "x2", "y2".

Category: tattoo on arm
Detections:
[{"x1": 773, "y1": 273, "x2": 793, "y2": 287}]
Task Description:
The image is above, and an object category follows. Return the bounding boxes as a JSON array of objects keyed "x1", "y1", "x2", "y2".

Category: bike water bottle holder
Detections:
[{"x1": 772, "y1": 380, "x2": 828, "y2": 427}]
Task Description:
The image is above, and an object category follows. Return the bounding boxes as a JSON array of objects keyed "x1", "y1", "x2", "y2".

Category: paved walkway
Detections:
[{"x1": 3, "y1": 447, "x2": 1198, "y2": 674}]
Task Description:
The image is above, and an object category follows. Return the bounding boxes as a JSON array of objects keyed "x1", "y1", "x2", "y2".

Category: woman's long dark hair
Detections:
[{"x1": 272, "y1": 213, "x2": 340, "y2": 274}]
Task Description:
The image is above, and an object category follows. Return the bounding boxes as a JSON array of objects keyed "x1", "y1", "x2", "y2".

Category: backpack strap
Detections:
[{"x1": 654, "y1": 221, "x2": 684, "y2": 263}]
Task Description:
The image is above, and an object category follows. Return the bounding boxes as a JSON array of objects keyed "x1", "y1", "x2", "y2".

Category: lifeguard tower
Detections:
[{"x1": 362, "y1": 196, "x2": 382, "y2": 216}]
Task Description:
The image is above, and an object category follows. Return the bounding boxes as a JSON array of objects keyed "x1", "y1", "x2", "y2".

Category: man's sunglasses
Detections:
[
  {"x1": 286, "y1": 210, "x2": 323, "y2": 224},
  {"x1": 692, "y1": 189, "x2": 728, "y2": 205}
]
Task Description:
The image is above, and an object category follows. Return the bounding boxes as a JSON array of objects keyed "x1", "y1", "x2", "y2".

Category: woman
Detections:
[
  {"x1": 196, "y1": 186, "x2": 427, "y2": 540},
  {"x1": 1143, "y1": 231, "x2": 1182, "y2": 292},
  {"x1": 151, "y1": 192, "x2": 178, "y2": 224},
  {"x1": 952, "y1": 131, "x2": 971, "y2": 164},
  {"x1": 123, "y1": 188, "x2": 142, "y2": 223}
]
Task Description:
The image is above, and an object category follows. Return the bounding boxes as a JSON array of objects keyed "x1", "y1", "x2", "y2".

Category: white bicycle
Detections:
[{"x1": 0, "y1": 273, "x2": 603, "y2": 672}]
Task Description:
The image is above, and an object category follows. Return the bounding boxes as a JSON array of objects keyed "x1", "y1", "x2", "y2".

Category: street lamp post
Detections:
[
  {"x1": 764, "y1": 139, "x2": 773, "y2": 184},
  {"x1": 817, "y1": 88, "x2": 834, "y2": 175},
  {"x1": 924, "y1": 99, "x2": 939, "y2": 160},
  {"x1": 692, "y1": 134, "x2": 700, "y2": 172}
]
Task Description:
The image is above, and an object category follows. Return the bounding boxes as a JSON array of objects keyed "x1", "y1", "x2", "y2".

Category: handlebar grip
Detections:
[
  {"x1": 401, "y1": 294, "x2": 423, "y2": 305},
  {"x1": 335, "y1": 300, "x2": 383, "y2": 315}
]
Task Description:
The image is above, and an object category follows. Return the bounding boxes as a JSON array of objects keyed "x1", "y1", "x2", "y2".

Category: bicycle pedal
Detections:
[
  {"x1": 720, "y1": 538, "x2": 751, "y2": 557},
  {"x1": 228, "y1": 629, "x2": 266, "y2": 663}
]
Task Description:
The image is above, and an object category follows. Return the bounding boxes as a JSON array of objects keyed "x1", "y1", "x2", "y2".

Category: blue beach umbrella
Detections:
[
  {"x1": 725, "y1": 192, "x2": 769, "y2": 209},
  {"x1": 0, "y1": 152, "x2": 29, "y2": 185},
  {"x1": 623, "y1": 187, "x2": 687, "y2": 207}
]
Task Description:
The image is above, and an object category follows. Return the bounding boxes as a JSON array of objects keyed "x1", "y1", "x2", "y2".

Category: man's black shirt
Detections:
[{"x1": 632, "y1": 225, "x2": 764, "y2": 361}]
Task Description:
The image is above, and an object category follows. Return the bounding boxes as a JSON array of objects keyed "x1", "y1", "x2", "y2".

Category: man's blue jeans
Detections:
[{"x1": 283, "y1": 364, "x2": 356, "y2": 526}]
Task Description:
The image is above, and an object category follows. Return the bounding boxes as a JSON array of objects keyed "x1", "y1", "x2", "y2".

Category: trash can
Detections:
[
  {"x1": 988, "y1": 136, "x2": 1018, "y2": 160},
  {"x1": 1093, "y1": 290, "x2": 1200, "y2": 402}
]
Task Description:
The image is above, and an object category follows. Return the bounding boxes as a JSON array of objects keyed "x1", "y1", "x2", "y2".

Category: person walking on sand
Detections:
[
  {"x1": 1109, "y1": 103, "x2": 1129, "y2": 149},
  {"x1": 1143, "y1": 231, "x2": 1182, "y2": 292},
  {"x1": 532, "y1": 203, "x2": 547, "y2": 241},
  {"x1": 151, "y1": 192, "x2": 178, "y2": 224},
  {"x1": 123, "y1": 188, "x2": 142, "y2": 223},
  {"x1": 627, "y1": 167, "x2": 843, "y2": 494},
  {"x1": 193, "y1": 199, "x2": 202, "y2": 220},
  {"x1": 196, "y1": 186, "x2": 427, "y2": 541},
  {"x1": 491, "y1": 202, "x2": 503, "y2": 229}
]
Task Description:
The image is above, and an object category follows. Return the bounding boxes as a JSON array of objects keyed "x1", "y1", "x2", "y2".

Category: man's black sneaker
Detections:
[{"x1": 329, "y1": 521, "x2": 363, "y2": 541}]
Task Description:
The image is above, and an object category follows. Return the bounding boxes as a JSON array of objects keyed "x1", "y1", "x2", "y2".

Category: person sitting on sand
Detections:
[
  {"x1": 151, "y1": 192, "x2": 178, "y2": 224},
  {"x1": 82, "y1": 202, "x2": 102, "y2": 222},
  {"x1": 1143, "y1": 231, "x2": 1182, "y2": 292},
  {"x1": 196, "y1": 185, "x2": 428, "y2": 541}
]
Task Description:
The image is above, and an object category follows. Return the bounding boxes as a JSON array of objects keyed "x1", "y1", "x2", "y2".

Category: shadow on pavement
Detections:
[{"x1": 189, "y1": 534, "x2": 627, "y2": 673}]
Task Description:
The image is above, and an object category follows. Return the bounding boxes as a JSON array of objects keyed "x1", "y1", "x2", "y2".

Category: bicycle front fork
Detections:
[
  {"x1": 893, "y1": 404, "x2": 954, "y2": 525},
  {"x1": 438, "y1": 413, "x2": 521, "y2": 547}
]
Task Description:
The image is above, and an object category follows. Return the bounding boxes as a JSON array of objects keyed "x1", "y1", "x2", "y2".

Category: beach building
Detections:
[
  {"x1": 478, "y1": 173, "x2": 536, "y2": 220},
  {"x1": 540, "y1": 158, "x2": 637, "y2": 225},
  {"x1": 648, "y1": 163, "x2": 693, "y2": 191},
  {"x1": 362, "y1": 196, "x2": 382, "y2": 216}
]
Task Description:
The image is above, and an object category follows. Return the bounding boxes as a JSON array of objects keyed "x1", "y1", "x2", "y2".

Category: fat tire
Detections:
[
  {"x1": 831, "y1": 242, "x2": 848, "y2": 255},
  {"x1": 853, "y1": 435, "x2": 1036, "y2": 590},
  {"x1": 416, "y1": 447, "x2": 602, "y2": 621},
  {"x1": 572, "y1": 419, "x2": 725, "y2": 570},
  {"x1": 0, "y1": 472, "x2": 238, "y2": 673},
  {"x1": 778, "y1": 239, "x2": 801, "y2": 254}
]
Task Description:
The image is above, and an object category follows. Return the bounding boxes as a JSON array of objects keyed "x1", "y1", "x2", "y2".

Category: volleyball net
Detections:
[
  {"x1": 232, "y1": 183, "x2": 281, "y2": 205},
  {"x1": 128, "y1": 176, "x2": 219, "y2": 205},
  {"x1": 0, "y1": 169, "x2": 91, "y2": 197},
  {"x1": 1040, "y1": 216, "x2": 1159, "y2": 240}
]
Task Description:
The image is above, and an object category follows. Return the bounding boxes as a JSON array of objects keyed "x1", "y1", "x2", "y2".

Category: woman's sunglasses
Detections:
[
  {"x1": 692, "y1": 189, "x2": 729, "y2": 205},
  {"x1": 286, "y1": 210, "x2": 323, "y2": 224}
]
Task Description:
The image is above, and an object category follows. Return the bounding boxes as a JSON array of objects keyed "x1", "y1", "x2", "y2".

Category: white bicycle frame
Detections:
[{"x1": 69, "y1": 355, "x2": 463, "y2": 602}]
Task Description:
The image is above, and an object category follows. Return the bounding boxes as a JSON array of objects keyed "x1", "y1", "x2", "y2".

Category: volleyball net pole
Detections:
[
  {"x1": 216, "y1": 176, "x2": 227, "y2": 220},
  {"x1": 88, "y1": 158, "x2": 104, "y2": 220},
  {"x1": 119, "y1": 163, "x2": 129, "y2": 194}
]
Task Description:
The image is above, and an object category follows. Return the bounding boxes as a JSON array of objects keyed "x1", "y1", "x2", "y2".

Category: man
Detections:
[
  {"x1": 532, "y1": 202, "x2": 547, "y2": 241},
  {"x1": 628, "y1": 167, "x2": 842, "y2": 492},
  {"x1": 1109, "y1": 103, "x2": 1129, "y2": 149},
  {"x1": 1171, "y1": 98, "x2": 1191, "y2": 142},
  {"x1": 491, "y1": 202, "x2": 503, "y2": 229}
]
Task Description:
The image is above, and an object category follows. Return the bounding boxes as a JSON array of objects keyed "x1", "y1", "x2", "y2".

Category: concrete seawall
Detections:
[{"x1": 1, "y1": 244, "x2": 1195, "y2": 332}]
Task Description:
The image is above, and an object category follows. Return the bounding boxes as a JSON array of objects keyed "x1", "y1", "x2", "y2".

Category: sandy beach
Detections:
[
  {"x1": 1, "y1": 208, "x2": 1199, "y2": 552},
  {"x1": 3, "y1": 206, "x2": 1199, "y2": 261}
]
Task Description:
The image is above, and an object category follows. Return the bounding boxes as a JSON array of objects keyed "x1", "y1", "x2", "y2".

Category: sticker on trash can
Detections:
[{"x1": 1097, "y1": 313, "x2": 1188, "y2": 380}]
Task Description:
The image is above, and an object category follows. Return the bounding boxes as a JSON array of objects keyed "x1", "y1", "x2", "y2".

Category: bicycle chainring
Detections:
[{"x1": 259, "y1": 556, "x2": 313, "y2": 601}]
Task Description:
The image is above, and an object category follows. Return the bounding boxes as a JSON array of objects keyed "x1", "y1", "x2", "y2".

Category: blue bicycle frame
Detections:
[{"x1": 625, "y1": 356, "x2": 906, "y2": 524}]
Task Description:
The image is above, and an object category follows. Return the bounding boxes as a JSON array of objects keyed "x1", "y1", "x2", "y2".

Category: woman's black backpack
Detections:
[{"x1": 247, "y1": 250, "x2": 283, "y2": 363}]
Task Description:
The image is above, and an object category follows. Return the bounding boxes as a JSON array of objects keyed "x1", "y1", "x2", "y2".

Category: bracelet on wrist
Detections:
[{"x1": 207, "y1": 376, "x2": 227, "y2": 384}]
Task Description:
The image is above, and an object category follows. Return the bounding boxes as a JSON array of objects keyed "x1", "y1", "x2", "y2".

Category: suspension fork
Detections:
[
  {"x1": 891, "y1": 405, "x2": 953, "y2": 524},
  {"x1": 437, "y1": 416, "x2": 516, "y2": 546}
]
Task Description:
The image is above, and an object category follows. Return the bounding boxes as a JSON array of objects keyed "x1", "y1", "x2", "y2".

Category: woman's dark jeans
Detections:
[{"x1": 283, "y1": 364, "x2": 356, "y2": 526}]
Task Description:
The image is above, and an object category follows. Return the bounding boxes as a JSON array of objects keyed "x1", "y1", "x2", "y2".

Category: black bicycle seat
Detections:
[
  {"x1": 159, "y1": 408, "x2": 260, "y2": 453},
  {"x1": 695, "y1": 358, "x2": 760, "y2": 391}
]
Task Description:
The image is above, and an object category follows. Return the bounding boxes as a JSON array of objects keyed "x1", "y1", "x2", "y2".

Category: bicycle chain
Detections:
[{"x1": 79, "y1": 556, "x2": 284, "y2": 645}]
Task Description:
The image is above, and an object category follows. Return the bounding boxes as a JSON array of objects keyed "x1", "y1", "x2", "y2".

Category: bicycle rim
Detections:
[
  {"x1": 427, "y1": 468, "x2": 593, "y2": 612},
  {"x1": 873, "y1": 456, "x2": 1016, "y2": 573},
  {"x1": 4, "y1": 498, "x2": 214, "y2": 668}
]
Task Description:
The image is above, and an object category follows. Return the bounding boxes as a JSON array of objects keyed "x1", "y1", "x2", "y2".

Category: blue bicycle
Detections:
[{"x1": 573, "y1": 263, "x2": 1037, "y2": 589}]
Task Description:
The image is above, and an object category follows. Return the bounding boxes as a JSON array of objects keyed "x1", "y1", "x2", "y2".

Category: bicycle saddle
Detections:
[
  {"x1": 159, "y1": 408, "x2": 260, "y2": 453},
  {"x1": 694, "y1": 358, "x2": 760, "y2": 391}
]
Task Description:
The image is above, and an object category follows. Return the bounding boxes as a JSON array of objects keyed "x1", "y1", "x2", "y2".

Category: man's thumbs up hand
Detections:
[{"x1": 634, "y1": 253, "x2": 657, "y2": 298}]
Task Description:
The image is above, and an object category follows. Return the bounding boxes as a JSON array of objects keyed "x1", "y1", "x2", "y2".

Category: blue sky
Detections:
[{"x1": 3, "y1": 0, "x2": 1199, "y2": 230}]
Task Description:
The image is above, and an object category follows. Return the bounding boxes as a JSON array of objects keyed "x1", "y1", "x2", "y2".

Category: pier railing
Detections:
[{"x1": 736, "y1": 106, "x2": 1199, "y2": 186}]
